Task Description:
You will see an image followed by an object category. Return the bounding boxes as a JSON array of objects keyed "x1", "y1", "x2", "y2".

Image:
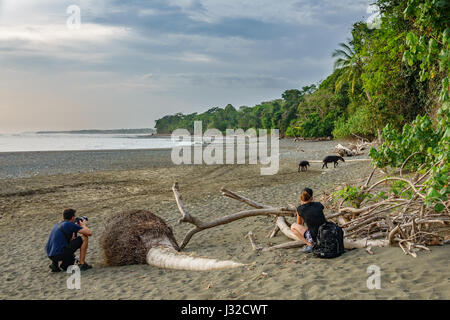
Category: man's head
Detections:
[
  {"x1": 63, "y1": 208, "x2": 76, "y2": 222},
  {"x1": 300, "y1": 187, "x2": 314, "y2": 204}
]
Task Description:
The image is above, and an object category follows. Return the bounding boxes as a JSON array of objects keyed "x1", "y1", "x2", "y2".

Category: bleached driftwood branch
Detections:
[
  {"x1": 246, "y1": 232, "x2": 305, "y2": 252},
  {"x1": 173, "y1": 183, "x2": 295, "y2": 249},
  {"x1": 173, "y1": 183, "x2": 394, "y2": 252}
]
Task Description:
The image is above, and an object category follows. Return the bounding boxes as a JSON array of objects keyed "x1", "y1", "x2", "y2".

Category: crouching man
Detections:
[{"x1": 45, "y1": 208, "x2": 93, "y2": 272}]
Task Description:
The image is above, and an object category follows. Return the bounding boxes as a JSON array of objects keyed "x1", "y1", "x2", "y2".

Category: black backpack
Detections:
[{"x1": 312, "y1": 222, "x2": 345, "y2": 259}]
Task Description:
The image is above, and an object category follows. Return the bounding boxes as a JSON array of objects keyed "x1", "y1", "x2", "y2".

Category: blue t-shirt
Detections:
[{"x1": 45, "y1": 221, "x2": 82, "y2": 257}]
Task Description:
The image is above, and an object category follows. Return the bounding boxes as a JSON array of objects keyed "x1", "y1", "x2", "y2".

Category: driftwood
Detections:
[
  {"x1": 173, "y1": 183, "x2": 393, "y2": 253},
  {"x1": 100, "y1": 210, "x2": 244, "y2": 271},
  {"x1": 267, "y1": 224, "x2": 280, "y2": 238},
  {"x1": 276, "y1": 217, "x2": 299, "y2": 241},
  {"x1": 334, "y1": 143, "x2": 363, "y2": 157},
  {"x1": 247, "y1": 232, "x2": 305, "y2": 252},
  {"x1": 328, "y1": 163, "x2": 449, "y2": 257},
  {"x1": 333, "y1": 139, "x2": 378, "y2": 157}
]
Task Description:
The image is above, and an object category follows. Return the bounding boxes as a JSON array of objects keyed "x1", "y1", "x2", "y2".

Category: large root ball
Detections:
[{"x1": 100, "y1": 210, "x2": 179, "y2": 266}]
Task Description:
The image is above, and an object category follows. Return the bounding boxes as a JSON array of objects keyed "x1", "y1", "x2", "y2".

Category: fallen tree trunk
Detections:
[
  {"x1": 100, "y1": 209, "x2": 245, "y2": 271},
  {"x1": 276, "y1": 217, "x2": 299, "y2": 241},
  {"x1": 344, "y1": 238, "x2": 389, "y2": 249},
  {"x1": 147, "y1": 247, "x2": 245, "y2": 270}
]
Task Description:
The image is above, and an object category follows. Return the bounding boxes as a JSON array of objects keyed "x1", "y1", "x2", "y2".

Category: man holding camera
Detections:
[{"x1": 45, "y1": 208, "x2": 93, "y2": 272}]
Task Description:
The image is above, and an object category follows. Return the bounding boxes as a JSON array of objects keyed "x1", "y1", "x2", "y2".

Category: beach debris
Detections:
[
  {"x1": 333, "y1": 138, "x2": 378, "y2": 157},
  {"x1": 99, "y1": 209, "x2": 244, "y2": 271},
  {"x1": 173, "y1": 183, "x2": 390, "y2": 253},
  {"x1": 334, "y1": 144, "x2": 363, "y2": 157},
  {"x1": 172, "y1": 182, "x2": 294, "y2": 250},
  {"x1": 170, "y1": 161, "x2": 448, "y2": 259},
  {"x1": 326, "y1": 162, "x2": 449, "y2": 257},
  {"x1": 365, "y1": 246, "x2": 374, "y2": 255},
  {"x1": 246, "y1": 231, "x2": 304, "y2": 252},
  {"x1": 267, "y1": 224, "x2": 280, "y2": 238},
  {"x1": 246, "y1": 232, "x2": 263, "y2": 252}
]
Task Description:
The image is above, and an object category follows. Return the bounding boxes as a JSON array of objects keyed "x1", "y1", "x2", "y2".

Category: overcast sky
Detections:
[{"x1": 0, "y1": 0, "x2": 372, "y2": 133}]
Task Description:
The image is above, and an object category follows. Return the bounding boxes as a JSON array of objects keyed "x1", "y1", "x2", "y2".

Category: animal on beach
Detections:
[
  {"x1": 298, "y1": 161, "x2": 310, "y2": 172},
  {"x1": 322, "y1": 155, "x2": 345, "y2": 169}
]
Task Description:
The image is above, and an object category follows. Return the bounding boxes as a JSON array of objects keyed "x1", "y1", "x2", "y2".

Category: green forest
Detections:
[{"x1": 155, "y1": 0, "x2": 448, "y2": 140}]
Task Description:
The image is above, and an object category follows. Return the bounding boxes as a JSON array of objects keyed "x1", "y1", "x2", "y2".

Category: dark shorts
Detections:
[
  {"x1": 303, "y1": 230, "x2": 315, "y2": 245},
  {"x1": 49, "y1": 236, "x2": 83, "y2": 270}
]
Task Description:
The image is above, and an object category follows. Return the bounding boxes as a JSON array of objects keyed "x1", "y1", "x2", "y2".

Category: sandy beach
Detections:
[{"x1": 0, "y1": 139, "x2": 449, "y2": 300}]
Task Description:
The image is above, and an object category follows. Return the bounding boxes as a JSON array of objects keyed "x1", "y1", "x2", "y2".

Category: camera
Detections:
[{"x1": 74, "y1": 216, "x2": 88, "y2": 225}]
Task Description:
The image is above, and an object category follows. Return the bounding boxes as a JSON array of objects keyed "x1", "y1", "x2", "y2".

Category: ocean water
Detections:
[{"x1": 0, "y1": 133, "x2": 191, "y2": 153}]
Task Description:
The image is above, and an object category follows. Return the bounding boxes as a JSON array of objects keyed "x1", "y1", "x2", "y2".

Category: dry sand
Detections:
[{"x1": 0, "y1": 140, "x2": 449, "y2": 300}]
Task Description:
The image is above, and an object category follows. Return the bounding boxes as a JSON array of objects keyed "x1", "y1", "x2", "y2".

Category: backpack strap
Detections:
[{"x1": 58, "y1": 222, "x2": 72, "y2": 245}]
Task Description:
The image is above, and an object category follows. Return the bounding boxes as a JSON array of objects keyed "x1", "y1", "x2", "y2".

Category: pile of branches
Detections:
[
  {"x1": 172, "y1": 182, "x2": 390, "y2": 254},
  {"x1": 328, "y1": 165, "x2": 450, "y2": 257},
  {"x1": 334, "y1": 135, "x2": 378, "y2": 157}
]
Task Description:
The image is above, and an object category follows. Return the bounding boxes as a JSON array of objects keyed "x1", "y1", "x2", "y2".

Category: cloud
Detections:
[
  {"x1": 0, "y1": 23, "x2": 130, "y2": 64},
  {"x1": 163, "y1": 0, "x2": 371, "y2": 25},
  {"x1": 0, "y1": 0, "x2": 374, "y2": 132},
  {"x1": 0, "y1": 24, "x2": 129, "y2": 43}
]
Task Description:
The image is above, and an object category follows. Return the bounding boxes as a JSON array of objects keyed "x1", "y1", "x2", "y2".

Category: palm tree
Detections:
[{"x1": 332, "y1": 41, "x2": 372, "y2": 102}]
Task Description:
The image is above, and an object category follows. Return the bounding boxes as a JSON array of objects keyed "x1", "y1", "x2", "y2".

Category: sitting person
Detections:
[
  {"x1": 45, "y1": 208, "x2": 93, "y2": 272},
  {"x1": 290, "y1": 188, "x2": 327, "y2": 253}
]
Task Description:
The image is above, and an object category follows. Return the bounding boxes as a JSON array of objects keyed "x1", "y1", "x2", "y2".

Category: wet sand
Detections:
[{"x1": 0, "y1": 139, "x2": 449, "y2": 299}]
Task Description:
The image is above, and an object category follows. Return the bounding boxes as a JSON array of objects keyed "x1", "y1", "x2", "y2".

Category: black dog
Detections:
[
  {"x1": 298, "y1": 161, "x2": 310, "y2": 172},
  {"x1": 322, "y1": 156, "x2": 345, "y2": 169}
]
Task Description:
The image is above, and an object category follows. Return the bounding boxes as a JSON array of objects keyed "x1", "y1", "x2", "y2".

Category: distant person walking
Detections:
[
  {"x1": 290, "y1": 188, "x2": 327, "y2": 253},
  {"x1": 45, "y1": 208, "x2": 93, "y2": 272}
]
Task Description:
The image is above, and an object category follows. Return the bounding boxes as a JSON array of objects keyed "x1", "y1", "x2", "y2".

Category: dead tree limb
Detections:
[
  {"x1": 173, "y1": 183, "x2": 295, "y2": 249},
  {"x1": 267, "y1": 224, "x2": 280, "y2": 238},
  {"x1": 276, "y1": 217, "x2": 299, "y2": 241},
  {"x1": 246, "y1": 232, "x2": 304, "y2": 252},
  {"x1": 246, "y1": 232, "x2": 263, "y2": 252}
]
